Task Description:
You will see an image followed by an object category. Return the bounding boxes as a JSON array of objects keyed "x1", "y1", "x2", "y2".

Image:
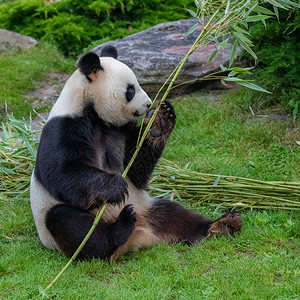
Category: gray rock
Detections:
[
  {"x1": 0, "y1": 29, "x2": 37, "y2": 53},
  {"x1": 93, "y1": 19, "x2": 236, "y2": 96}
]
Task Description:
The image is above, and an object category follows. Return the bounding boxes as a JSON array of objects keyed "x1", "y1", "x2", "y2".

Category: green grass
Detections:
[
  {"x1": 0, "y1": 42, "x2": 75, "y2": 120},
  {"x1": 1, "y1": 199, "x2": 299, "y2": 299},
  {"x1": 1, "y1": 44, "x2": 300, "y2": 298}
]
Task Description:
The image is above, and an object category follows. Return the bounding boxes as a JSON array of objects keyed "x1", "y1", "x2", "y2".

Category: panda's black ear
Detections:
[
  {"x1": 100, "y1": 45, "x2": 118, "y2": 59},
  {"x1": 77, "y1": 52, "x2": 102, "y2": 80}
]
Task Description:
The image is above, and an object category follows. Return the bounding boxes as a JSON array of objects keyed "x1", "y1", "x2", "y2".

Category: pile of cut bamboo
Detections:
[{"x1": 149, "y1": 159, "x2": 300, "y2": 211}]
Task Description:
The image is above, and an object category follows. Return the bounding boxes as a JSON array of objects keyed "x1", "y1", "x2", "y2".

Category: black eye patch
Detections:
[{"x1": 126, "y1": 84, "x2": 135, "y2": 102}]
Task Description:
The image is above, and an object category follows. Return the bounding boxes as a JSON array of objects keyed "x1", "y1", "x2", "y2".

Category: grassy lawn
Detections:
[{"x1": 0, "y1": 45, "x2": 299, "y2": 299}]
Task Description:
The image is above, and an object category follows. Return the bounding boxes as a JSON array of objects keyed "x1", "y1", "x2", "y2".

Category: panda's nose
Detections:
[{"x1": 147, "y1": 103, "x2": 151, "y2": 108}]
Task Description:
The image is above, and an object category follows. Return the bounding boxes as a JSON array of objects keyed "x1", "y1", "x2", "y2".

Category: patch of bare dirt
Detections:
[
  {"x1": 27, "y1": 73, "x2": 69, "y2": 131},
  {"x1": 27, "y1": 73, "x2": 69, "y2": 109}
]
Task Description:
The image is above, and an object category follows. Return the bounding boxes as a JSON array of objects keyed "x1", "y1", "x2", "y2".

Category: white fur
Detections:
[
  {"x1": 30, "y1": 172, "x2": 60, "y2": 250},
  {"x1": 48, "y1": 71, "x2": 86, "y2": 120}
]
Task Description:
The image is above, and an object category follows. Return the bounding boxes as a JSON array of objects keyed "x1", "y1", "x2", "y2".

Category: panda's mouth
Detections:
[{"x1": 133, "y1": 111, "x2": 142, "y2": 117}]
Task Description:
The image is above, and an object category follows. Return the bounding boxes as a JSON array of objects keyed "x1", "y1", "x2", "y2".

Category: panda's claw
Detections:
[
  {"x1": 144, "y1": 101, "x2": 176, "y2": 145},
  {"x1": 150, "y1": 128, "x2": 161, "y2": 137},
  {"x1": 147, "y1": 109, "x2": 155, "y2": 118}
]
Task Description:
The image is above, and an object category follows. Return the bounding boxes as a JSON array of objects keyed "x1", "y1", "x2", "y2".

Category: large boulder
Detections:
[
  {"x1": 92, "y1": 19, "x2": 235, "y2": 96},
  {"x1": 0, "y1": 29, "x2": 37, "y2": 53}
]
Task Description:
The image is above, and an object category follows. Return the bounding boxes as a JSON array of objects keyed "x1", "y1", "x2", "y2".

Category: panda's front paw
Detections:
[
  {"x1": 144, "y1": 101, "x2": 176, "y2": 145},
  {"x1": 105, "y1": 174, "x2": 128, "y2": 206}
]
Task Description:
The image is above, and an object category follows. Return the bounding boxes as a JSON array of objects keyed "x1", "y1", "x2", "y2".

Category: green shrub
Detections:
[
  {"x1": 249, "y1": 9, "x2": 299, "y2": 117},
  {"x1": 0, "y1": 0, "x2": 193, "y2": 56}
]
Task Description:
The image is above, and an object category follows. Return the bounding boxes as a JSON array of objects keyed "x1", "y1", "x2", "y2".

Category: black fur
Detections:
[
  {"x1": 123, "y1": 101, "x2": 176, "y2": 189},
  {"x1": 35, "y1": 104, "x2": 161, "y2": 207},
  {"x1": 35, "y1": 104, "x2": 129, "y2": 210},
  {"x1": 124, "y1": 132, "x2": 164, "y2": 190},
  {"x1": 126, "y1": 84, "x2": 135, "y2": 102},
  {"x1": 148, "y1": 200, "x2": 212, "y2": 244},
  {"x1": 46, "y1": 204, "x2": 136, "y2": 260},
  {"x1": 100, "y1": 45, "x2": 118, "y2": 59},
  {"x1": 77, "y1": 52, "x2": 102, "y2": 79}
]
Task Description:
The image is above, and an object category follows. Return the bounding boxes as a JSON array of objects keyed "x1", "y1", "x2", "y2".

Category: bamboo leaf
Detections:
[
  {"x1": 1, "y1": 166, "x2": 15, "y2": 175},
  {"x1": 265, "y1": 0, "x2": 286, "y2": 9},
  {"x1": 237, "y1": 38, "x2": 257, "y2": 61},
  {"x1": 220, "y1": 63, "x2": 227, "y2": 72},
  {"x1": 233, "y1": 31, "x2": 253, "y2": 44},
  {"x1": 186, "y1": 23, "x2": 199, "y2": 36},
  {"x1": 228, "y1": 71, "x2": 238, "y2": 77},
  {"x1": 273, "y1": 5, "x2": 279, "y2": 20},
  {"x1": 224, "y1": 77, "x2": 245, "y2": 82},
  {"x1": 186, "y1": 8, "x2": 197, "y2": 18},
  {"x1": 1, "y1": 123, "x2": 9, "y2": 141},
  {"x1": 208, "y1": 49, "x2": 218, "y2": 62},
  {"x1": 236, "y1": 81, "x2": 272, "y2": 93},
  {"x1": 229, "y1": 39, "x2": 238, "y2": 67},
  {"x1": 245, "y1": 15, "x2": 272, "y2": 22},
  {"x1": 21, "y1": 133, "x2": 37, "y2": 160},
  {"x1": 253, "y1": 6, "x2": 276, "y2": 15},
  {"x1": 275, "y1": 0, "x2": 300, "y2": 8},
  {"x1": 225, "y1": 0, "x2": 231, "y2": 16},
  {"x1": 232, "y1": 25, "x2": 250, "y2": 35},
  {"x1": 213, "y1": 176, "x2": 221, "y2": 186},
  {"x1": 232, "y1": 67, "x2": 252, "y2": 74},
  {"x1": 244, "y1": 3, "x2": 258, "y2": 18},
  {"x1": 221, "y1": 78, "x2": 227, "y2": 86}
]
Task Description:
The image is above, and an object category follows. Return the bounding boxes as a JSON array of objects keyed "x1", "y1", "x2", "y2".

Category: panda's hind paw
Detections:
[{"x1": 207, "y1": 211, "x2": 242, "y2": 238}]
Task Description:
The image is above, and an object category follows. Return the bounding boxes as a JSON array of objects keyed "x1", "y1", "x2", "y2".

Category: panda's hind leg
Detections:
[
  {"x1": 46, "y1": 204, "x2": 136, "y2": 260},
  {"x1": 113, "y1": 201, "x2": 243, "y2": 260}
]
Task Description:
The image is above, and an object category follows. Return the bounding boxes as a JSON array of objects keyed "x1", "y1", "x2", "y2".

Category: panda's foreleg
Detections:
[
  {"x1": 46, "y1": 204, "x2": 137, "y2": 260},
  {"x1": 124, "y1": 101, "x2": 176, "y2": 189}
]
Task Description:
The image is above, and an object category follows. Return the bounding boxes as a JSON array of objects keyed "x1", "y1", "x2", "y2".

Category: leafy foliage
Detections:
[
  {"x1": 0, "y1": 0, "x2": 193, "y2": 56},
  {"x1": 249, "y1": 8, "x2": 300, "y2": 116}
]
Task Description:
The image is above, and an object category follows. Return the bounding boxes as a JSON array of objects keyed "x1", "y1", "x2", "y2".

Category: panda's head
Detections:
[{"x1": 77, "y1": 46, "x2": 152, "y2": 126}]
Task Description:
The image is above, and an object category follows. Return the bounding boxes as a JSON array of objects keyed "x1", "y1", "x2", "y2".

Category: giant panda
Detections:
[{"x1": 30, "y1": 45, "x2": 242, "y2": 261}]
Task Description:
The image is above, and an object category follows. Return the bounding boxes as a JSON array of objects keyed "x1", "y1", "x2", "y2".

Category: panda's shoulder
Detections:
[{"x1": 44, "y1": 105, "x2": 103, "y2": 139}]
